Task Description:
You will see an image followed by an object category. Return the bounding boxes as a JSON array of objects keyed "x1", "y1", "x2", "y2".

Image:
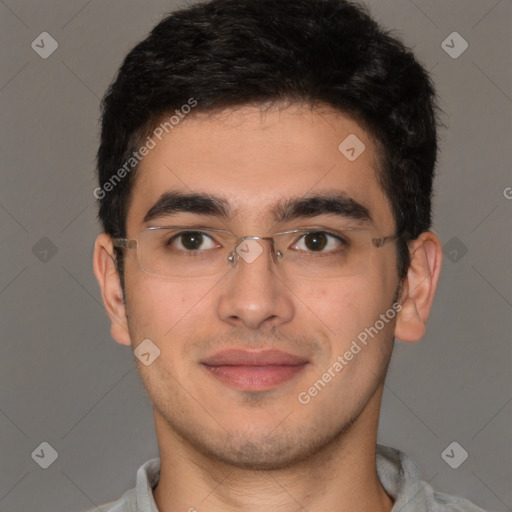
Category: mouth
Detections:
[{"x1": 201, "y1": 349, "x2": 309, "y2": 391}]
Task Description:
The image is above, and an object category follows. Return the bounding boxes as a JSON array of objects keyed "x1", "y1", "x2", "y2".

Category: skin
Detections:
[{"x1": 93, "y1": 103, "x2": 442, "y2": 512}]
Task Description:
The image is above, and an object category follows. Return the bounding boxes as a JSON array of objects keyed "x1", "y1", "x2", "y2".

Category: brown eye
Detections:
[
  {"x1": 180, "y1": 232, "x2": 204, "y2": 250},
  {"x1": 169, "y1": 231, "x2": 218, "y2": 251},
  {"x1": 290, "y1": 231, "x2": 347, "y2": 253},
  {"x1": 303, "y1": 232, "x2": 328, "y2": 251}
]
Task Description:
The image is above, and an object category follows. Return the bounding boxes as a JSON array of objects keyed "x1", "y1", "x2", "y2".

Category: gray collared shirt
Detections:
[{"x1": 83, "y1": 444, "x2": 487, "y2": 512}]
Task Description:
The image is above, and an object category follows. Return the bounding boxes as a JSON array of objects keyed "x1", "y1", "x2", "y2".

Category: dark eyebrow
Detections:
[
  {"x1": 143, "y1": 191, "x2": 231, "y2": 224},
  {"x1": 272, "y1": 192, "x2": 373, "y2": 226},
  {"x1": 143, "y1": 190, "x2": 373, "y2": 226}
]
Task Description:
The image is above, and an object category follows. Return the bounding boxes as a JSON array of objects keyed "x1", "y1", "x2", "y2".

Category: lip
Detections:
[
  {"x1": 201, "y1": 349, "x2": 309, "y2": 366},
  {"x1": 201, "y1": 349, "x2": 309, "y2": 391}
]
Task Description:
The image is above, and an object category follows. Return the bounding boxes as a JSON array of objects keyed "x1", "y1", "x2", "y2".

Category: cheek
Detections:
[
  {"x1": 289, "y1": 278, "x2": 364, "y2": 351},
  {"x1": 125, "y1": 272, "x2": 217, "y2": 341},
  {"x1": 293, "y1": 274, "x2": 394, "y2": 349}
]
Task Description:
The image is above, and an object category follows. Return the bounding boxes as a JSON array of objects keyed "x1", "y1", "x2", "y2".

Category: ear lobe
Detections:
[
  {"x1": 92, "y1": 233, "x2": 131, "y2": 346},
  {"x1": 394, "y1": 231, "x2": 443, "y2": 343}
]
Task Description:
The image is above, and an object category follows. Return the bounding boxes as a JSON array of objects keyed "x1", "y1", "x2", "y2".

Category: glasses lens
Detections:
[
  {"x1": 135, "y1": 227, "x2": 372, "y2": 279},
  {"x1": 137, "y1": 228, "x2": 233, "y2": 278},
  {"x1": 275, "y1": 228, "x2": 371, "y2": 279}
]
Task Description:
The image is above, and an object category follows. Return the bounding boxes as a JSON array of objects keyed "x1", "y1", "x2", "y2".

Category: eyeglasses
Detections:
[{"x1": 112, "y1": 225, "x2": 402, "y2": 280}]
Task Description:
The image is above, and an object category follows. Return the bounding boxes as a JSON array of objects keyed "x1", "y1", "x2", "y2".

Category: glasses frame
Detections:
[{"x1": 112, "y1": 225, "x2": 404, "y2": 278}]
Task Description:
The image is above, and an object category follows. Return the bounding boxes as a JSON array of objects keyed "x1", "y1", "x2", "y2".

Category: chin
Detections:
[
  {"x1": 177, "y1": 413, "x2": 350, "y2": 471},
  {"x1": 203, "y1": 436, "x2": 320, "y2": 470}
]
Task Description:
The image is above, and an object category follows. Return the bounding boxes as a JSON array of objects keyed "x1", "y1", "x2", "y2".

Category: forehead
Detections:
[{"x1": 126, "y1": 105, "x2": 394, "y2": 232}]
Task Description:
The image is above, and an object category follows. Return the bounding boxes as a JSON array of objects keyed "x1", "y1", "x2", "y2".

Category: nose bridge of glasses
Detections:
[
  {"x1": 239, "y1": 235, "x2": 275, "y2": 245},
  {"x1": 229, "y1": 235, "x2": 281, "y2": 266}
]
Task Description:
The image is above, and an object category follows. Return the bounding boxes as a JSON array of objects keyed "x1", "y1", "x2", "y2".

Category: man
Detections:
[{"x1": 90, "y1": 0, "x2": 486, "y2": 510}]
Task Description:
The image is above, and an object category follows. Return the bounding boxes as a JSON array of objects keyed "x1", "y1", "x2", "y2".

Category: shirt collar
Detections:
[{"x1": 135, "y1": 445, "x2": 434, "y2": 511}]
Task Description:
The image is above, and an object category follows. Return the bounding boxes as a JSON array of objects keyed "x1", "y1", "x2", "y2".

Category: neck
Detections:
[{"x1": 152, "y1": 386, "x2": 394, "y2": 512}]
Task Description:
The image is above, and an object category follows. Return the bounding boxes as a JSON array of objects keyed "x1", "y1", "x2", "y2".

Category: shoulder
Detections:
[
  {"x1": 79, "y1": 488, "x2": 137, "y2": 512},
  {"x1": 427, "y1": 488, "x2": 488, "y2": 511},
  {"x1": 79, "y1": 457, "x2": 161, "y2": 512},
  {"x1": 376, "y1": 444, "x2": 487, "y2": 512}
]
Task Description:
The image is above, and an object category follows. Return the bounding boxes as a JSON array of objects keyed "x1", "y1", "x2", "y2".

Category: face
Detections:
[{"x1": 116, "y1": 104, "x2": 403, "y2": 469}]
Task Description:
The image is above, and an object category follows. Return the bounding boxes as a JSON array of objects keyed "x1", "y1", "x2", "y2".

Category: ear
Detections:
[
  {"x1": 394, "y1": 231, "x2": 443, "y2": 343},
  {"x1": 92, "y1": 233, "x2": 131, "y2": 346}
]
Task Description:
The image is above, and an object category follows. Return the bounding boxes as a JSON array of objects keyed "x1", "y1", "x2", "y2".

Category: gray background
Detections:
[{"x1": 0, "y1": 0, "x2": 511, "y2": 511}]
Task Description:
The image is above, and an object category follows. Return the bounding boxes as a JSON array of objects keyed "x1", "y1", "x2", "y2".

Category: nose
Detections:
[{"x1": 216, "y1": 238, "x2": 295, "y2": 330}]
